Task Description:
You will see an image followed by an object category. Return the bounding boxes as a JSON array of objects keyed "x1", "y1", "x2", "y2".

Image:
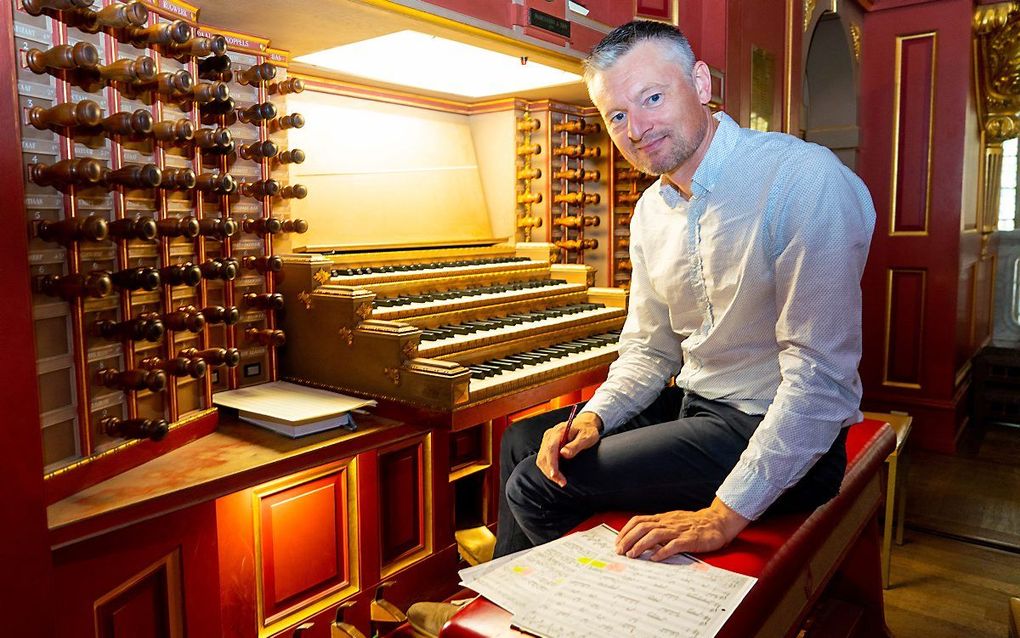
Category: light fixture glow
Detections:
[{"x1": 294, "y1": 30, "x2": 581, "y2": 98}]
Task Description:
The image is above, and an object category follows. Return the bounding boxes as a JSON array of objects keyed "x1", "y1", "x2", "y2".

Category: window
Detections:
[{"x1": 1000, "y1": 137, "x2": 1018, "y2": 231}]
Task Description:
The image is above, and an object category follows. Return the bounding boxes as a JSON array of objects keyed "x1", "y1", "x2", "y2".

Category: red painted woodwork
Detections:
[
  {"x1": 512, "y1": 0, "x2": 569, "y2": 47},
  {"x1": 0, "y1": 2, "x2": 54, "y2": 632},
  {"x1": 634, "y1": 0, "x2": 672, "y2": 21},
  {"x1": 887, "y1": 269, "x2": 926, "y2": 385},
  {"x1": 378, "y1": 438, "x2": 427, "y2": 566},
  {"x1": 259, "y1": 467, "x2": 352, "y2": 622},
  {"x1": 726, "y1": 0, "x2": 791, "y2": 131},
  {"x1": 217, "y1": 488, "x2": 260, "y2": 638},
  {"x1": 52, "y1": 501, "x2": 221, "y2": 638},
  {"x1": 579, "y1": 0, "x2": 633, "y2": 27},
  {"x1": 96, "y1": 560, "x2": 174, "y2": 638},
  {"x1": 857, "y1": 0, "x2": 981, "y2": 452},
  {"x1": 678, "y1": 2, "x2": 728, "y2": 74},
  {"x1": 569, "y1": 21, "x2": 608, "y2": 55},
  {"x1": 892, "y1": 34, "x2": 935, "y2": 234}
]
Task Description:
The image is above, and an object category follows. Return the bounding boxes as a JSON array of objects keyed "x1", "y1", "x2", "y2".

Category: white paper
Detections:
[
  {"x1": 212, "y1": 381, "x2": 376, "y2": 424},
  {"x1": 466, "y1": 525, "x2": 756, "y2": 638}
]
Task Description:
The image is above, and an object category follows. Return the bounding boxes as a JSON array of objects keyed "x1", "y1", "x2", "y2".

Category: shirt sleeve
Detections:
[
  {"x1": 580, "y1": 197, "x2": 683, "y2": 434},
  {"x1": 716, "y1": 147, "x2": 877, "y2": 520}
]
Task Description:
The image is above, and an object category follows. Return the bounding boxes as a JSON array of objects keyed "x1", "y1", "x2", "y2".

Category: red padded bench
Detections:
[{"x1": 440, "y1": 418, "x2": 895, "y2": 638}]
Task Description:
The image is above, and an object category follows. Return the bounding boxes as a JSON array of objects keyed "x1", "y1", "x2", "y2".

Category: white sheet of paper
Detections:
[
  {"x1": 466, "y1": 525, "x2": 756, "y2": 638},
  {"x1": 212, "y1": 381, "x2": 376, "y2": 424}
]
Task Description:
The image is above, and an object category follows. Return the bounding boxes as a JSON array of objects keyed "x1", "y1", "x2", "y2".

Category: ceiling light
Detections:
[{"x1": 294, "y1": 30, "x2": 581, "y2": 98}]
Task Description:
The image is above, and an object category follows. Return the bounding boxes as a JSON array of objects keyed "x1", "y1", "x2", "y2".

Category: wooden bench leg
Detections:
[
  {"x1": 827, "y1": 518, "x2": 891, "y2": 638},
  {"x1": 882, "y1": 454, "x2": 897, "y2": 589}
]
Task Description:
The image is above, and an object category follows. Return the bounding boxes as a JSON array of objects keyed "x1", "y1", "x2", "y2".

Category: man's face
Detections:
[{"x1": 589, "y1": 40, "x2": 709, "y2": 177}]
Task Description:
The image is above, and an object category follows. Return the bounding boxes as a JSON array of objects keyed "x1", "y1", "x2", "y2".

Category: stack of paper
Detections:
[
  {"x1": 213, "y1": 381, "x2": 376, "y2": 438},
  {"x1": 459, "y1": 525, "x2": 756, "y2": 638}
]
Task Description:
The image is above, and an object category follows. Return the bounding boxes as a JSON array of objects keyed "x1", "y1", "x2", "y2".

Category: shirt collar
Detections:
[{"x1": 657, "y1": 111, "x2": 739, "y2": 207}]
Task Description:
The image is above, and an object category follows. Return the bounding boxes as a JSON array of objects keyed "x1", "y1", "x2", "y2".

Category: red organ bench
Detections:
[{"x1": 436, "y1": 417, "x2": 895, "y2": 638}]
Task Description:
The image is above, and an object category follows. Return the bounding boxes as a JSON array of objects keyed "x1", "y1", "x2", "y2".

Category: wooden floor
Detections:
[
  {"x1": 884, "y1": 420, "x2": 1020, "y2": 637},
  {"x1": 885, "y1": 530, "x2": 1020, "y2": 637}
]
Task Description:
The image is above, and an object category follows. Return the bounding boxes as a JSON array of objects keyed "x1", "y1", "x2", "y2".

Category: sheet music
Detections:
[
  {"x1": 212, "y1": 381, "x2": 376, "y2": 424},
  {"x1": 466, "y1": 525, "x2": 755, "y2": 638}
]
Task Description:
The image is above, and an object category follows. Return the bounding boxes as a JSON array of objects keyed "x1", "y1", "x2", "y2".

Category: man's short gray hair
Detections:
[{"x1": 583, "y1": 20, "x2": 696, "y2": 86}]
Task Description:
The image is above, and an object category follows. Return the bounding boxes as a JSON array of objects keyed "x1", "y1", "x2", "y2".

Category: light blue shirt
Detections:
[{"x1": 581, "y1": 112, "x2": 876, "y2": 520}]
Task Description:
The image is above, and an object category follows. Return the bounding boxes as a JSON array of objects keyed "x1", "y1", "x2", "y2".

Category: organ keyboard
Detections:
[{"x1": 278, "y1": 242, "x2": 626, "y2": 424}]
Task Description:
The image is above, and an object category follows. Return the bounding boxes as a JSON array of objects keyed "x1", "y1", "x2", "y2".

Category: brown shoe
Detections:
[{"x1": 406, "y1": 602, "x2": 461, "y2": 638}]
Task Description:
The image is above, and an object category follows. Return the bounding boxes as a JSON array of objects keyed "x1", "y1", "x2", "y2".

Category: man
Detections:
[{"x1": 496, "y1": 19, "x2": 875, "y2": 562}]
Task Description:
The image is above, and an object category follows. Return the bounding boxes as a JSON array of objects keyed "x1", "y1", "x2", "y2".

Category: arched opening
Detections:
[{"x1": 804, "y1": 14, "x2": 858, "y2": 169}]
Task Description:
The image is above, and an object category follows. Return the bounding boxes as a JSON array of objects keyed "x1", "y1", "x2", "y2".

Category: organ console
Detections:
[
  {"x1": 616, "y1": 167, "x2": 644, "y2": 180},
  {"x1": 553, "y1": 143, "x2": 586, "y2": 158},
  {"x1": 108, "y1": 216, "x2": 158, "y2": 241},
  {"x1": 239, "y1": 179, "x2": 281, "y2": 199},
  {"x1": 516, "y1": 141, "x2": 541, "y2": 156},
  {"x1": 160, "y1": 263, "x2": 203, "y2": 286},
  {"x1": 92, "y1": 314, "x2": 165, "y2": 343},
  {"x1": 279, "y1": 243, "x2": 626, "y2": 421},
  {"x1": 26, "y1": 42, "x2": 99, "y2": 74},
  {"x1": 517, "y1": 191, "x2": 543, "y2": 204},
  {"x1": 517, "y1": 117, "x2": 541, "y2": 132},
  {"x1": 35, "y1": 215, "x2": 108, "y2": 244},
  {"x1": 101, "y1": 416, "x2": 169, "y2": 441},
  {"x1": 280, "y1": 218, "x2": 308, "y2": 233},
  {"x1": 268, "y1": 77, "x2": 304, "y2": 95},
  {"x1": 97, "y1": 367, "x2": 168, "y2": 392},
  {"x1": 33, "y1": 271, "x2": 112, "y2": 299},
  {"x1": 616, "y1": 191, "x2": 642, "y2": 205},
  {"x1": 196, "y1": 52, "x2": 231, "y2": 80},
  {"x1": 28, "y1": 100, "x2": 102, "y2": 130},
  {"x1": 188, "y1": 81, "x2": 230, "y2": 103}
]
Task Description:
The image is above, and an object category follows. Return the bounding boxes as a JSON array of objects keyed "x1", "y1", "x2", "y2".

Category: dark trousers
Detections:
[{"x1": 494, "y1": 387, "x2": 847, "y2": 558}]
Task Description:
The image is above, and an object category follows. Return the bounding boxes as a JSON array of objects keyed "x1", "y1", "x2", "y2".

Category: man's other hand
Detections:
[
  {"x1": 535, "y1": 411, "x2": 603, "y2": 488},
  {"x1": 615, "y1": 497, "x2": 750, "y2": 560}
]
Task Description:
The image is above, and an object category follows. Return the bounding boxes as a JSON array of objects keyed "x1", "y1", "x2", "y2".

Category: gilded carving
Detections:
[
  {"x1": 298, "y1": 290, "x2": 314, "y2": 310},
  {"x1": 849, "y1": 24, "x2": 862, "y2": 63},
  {"x1": 974, "y1": 3, "x2": 1020, "y2": 143},
  {"x1": 382, "y1": 367, "x2": 401, "y2": 385},
  {"x1": 803, "y1": 0, "x2": 816, "y2": 31},
  {"x1": 402, "y1": 339, "x2": 418, "y2": 361},
  {"x1": 313, "y1": 269, "x2": 332, "y2": 285},
  {"x1": 356, "y1": 302, "x2": 373, "y2": 321},
  {"x1": 338, "y1": 326, "x2": 354, "y2": 346}
]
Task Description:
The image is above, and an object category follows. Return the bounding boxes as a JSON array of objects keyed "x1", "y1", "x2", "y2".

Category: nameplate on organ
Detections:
[{"x1": 278, "y1": 242, "x2": 627, "y2": 422}]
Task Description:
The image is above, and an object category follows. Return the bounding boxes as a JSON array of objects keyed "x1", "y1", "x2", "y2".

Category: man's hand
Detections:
[
  {"x1": 535, "y1": 411, "x2": 603, "y2": 487},
  {"x1": 615, "y1": 498, "x2": 750, "y2": 560}
]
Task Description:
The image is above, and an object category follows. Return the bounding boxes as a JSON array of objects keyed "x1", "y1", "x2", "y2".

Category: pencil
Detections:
[{"x1": 561, "y1": 403, "x2": 579, "y2": 448}]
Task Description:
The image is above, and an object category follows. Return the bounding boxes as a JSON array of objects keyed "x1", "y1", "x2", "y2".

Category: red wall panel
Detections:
[
  {"x1": 891, "y1": 34, "x2": 935, "y2": 234},
  {"x1": 886, "y1": 269, "x2": 926, "y2": 386},
  {"x1": 379, "y1": 441, "x2": 425, "y2": 565}
]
